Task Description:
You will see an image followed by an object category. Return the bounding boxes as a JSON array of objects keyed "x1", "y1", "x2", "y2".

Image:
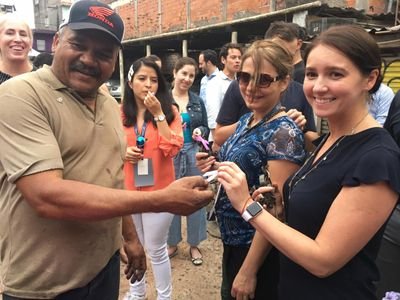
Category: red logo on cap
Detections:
[{"x1": 88, "y1": 6, "x2": 114, "y2": 28}]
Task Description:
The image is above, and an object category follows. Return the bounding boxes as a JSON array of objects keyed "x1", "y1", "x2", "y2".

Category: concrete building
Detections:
[
  {"x1": 98, "y1": 0, "x2": 399, "y2": 94},
  {"x1": 32, "y1": 0, "x2": 72, "y2": 53},
  {"x1": 7, "y1": 0, "x2": 397, "y2": 97},
  {"x1": 0, "y1": 1, "x2": 15, "y2": 15}
]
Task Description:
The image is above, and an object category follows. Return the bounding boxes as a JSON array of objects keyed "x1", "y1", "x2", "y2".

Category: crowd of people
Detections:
[{"x1": 0, "y1": 1, "x2": 399, "y2": 300}]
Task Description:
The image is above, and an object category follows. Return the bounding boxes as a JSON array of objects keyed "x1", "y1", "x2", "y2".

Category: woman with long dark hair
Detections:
[
  {"x1": 122, "y1": 57, "x2": 183, "y2": 300},
  {"x1": 218, "y1": 25, "x2": 400, "y2": 300}
]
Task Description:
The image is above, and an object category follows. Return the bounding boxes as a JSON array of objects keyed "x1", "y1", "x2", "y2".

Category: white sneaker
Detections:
[{"x1": 123, "y1": 291, "x2": 146, "y2": 300}]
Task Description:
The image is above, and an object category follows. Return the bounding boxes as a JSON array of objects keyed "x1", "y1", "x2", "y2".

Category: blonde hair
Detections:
[
  {"x1": 0, "y1": 14, "x2": 33, "y2": 42},
  {"x1": 0, "y1": 14, "x2": 33, "y2": 72}
]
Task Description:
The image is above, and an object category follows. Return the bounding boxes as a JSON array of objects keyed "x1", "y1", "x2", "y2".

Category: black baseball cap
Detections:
[{"x1": 60, "y1": 0, "x2": 124, "y2": 46}]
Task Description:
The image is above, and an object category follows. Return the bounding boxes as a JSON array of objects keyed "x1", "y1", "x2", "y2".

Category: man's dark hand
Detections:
[
  {"x1": 123, "y1": 238, "x2": 147, "y2": 284},
  {"x1": 162, "y1": 176, "x2": 213, "y2": 215}
]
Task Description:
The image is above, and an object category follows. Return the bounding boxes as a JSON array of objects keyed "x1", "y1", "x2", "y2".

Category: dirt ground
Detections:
[
  {"x1": 119, "y1": 220, "x2": 223, "y2": 300},
  {"x1": 0, "y1": 224, "x2": 223, "y2": 300}
]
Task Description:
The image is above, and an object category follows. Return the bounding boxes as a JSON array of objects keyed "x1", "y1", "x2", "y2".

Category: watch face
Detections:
[
  {"x1": 247, "y1": 201, "x2": 262, "y2": 216},
  {"x1": 156, "y1": 115, "x2": 165, "y2": 121}
]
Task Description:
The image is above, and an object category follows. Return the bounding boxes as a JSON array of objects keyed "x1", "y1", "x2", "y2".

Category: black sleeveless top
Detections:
[
  {"x1": 0, "y1": 66, "x2": 37, "y2": 85},
  {"x1": 0, "y1": 70, "x2": 12, "y2": 84}
]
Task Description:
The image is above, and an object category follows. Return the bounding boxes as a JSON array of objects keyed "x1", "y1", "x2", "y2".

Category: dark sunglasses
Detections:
[{"x1": 237, "y1": 71, "x2": 282, "y2": 88}]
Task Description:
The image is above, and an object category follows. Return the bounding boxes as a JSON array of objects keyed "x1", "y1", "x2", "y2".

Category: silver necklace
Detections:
[
  {"x1": 349, "y1": 111, "x2": 369, "y2": 135},
  {"x1": 288, "y1": 134, "x2": 345, "y2": 198},
  {"x1": 287, "y1": 111, "x2": 369, "y2": 199}
]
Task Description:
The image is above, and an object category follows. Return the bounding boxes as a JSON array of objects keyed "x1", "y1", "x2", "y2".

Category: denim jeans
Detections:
[
  {"x1": 3, "y1": 251, "x2": 120, "y2": 300},
  {"x1": 167, "y1": 142, "x2": 207, "y2": 246}
]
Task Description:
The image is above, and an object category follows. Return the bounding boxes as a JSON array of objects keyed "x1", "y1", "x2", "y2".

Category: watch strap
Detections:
[
  {"x1": 154, "y1": 114, "x2": 166, "y2": 122},
  {"x1": 241, "y1": 201, "x2": 263, "y2": 222}
]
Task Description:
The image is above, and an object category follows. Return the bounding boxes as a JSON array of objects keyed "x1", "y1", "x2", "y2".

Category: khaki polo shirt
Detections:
[{"x1": 0, "y1": 66, "x2": 125, "y2": 298}]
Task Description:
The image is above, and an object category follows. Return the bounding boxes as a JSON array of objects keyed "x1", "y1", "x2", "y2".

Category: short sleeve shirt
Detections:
[
  {"x1": 216, "y1": 113, "x2": 306, "y2": 246},
  {"x1": 281, "y1": 128, "x2": 400, "y2": 299},
  {"x1": 216, "y1": 80, "x2": 317, "y2": 133},
  {"x1": 0, "y1": 67, "x2": 125, "y2": 298}
]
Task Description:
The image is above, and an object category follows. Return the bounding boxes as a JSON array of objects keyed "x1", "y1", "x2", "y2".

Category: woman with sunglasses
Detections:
[
  {"x1": 122, "y1": 57, "x2": 183, "y2": 300},
  {"x1": 217, "y1": 25, "x2": 400, "y2": 300},
  {"x1": 196, "y1": 40, "x2": 306, "y2": 299},
  {"x1": 0, "y1": 14, "x2": 34, "y2": 84}
]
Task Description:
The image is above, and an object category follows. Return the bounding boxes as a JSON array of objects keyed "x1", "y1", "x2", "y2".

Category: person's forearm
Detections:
[
  {"x1": 38, "y1": 179, "x2": 162, "y2": 220},
  {"x1": 156, "y1": 119, "x2": 172, "y2": 140},
  {"x1": 250, "y1": 210, "x2": 330, "y2": 276},
  {"x1": 157, "y1": 110, "x2": 183, "y2": 142},
  {"x1": 17, "y1": 171, "x2": 164, "y2": 221},
  {"x1": 240, "y1": 232, "x2": 271, "y2": 275}
]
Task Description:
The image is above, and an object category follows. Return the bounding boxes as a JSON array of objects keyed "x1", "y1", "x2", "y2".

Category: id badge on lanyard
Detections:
[{"x1": 133, "y1": 122, "x2": 154, "y2": 187}]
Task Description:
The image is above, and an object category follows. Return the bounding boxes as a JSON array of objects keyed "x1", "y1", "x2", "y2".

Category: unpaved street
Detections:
[{"x1": 119, "y1": 222, "x2": 223, "y2": 300}]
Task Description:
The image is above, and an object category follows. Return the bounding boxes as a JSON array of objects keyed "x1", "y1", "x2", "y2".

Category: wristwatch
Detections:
[
  {"x1": 154, "y1": 114, "x2": 166, "y2": 122},
  {"x1": 241, "y1": 201, "x2": 263, "y2": 222}
]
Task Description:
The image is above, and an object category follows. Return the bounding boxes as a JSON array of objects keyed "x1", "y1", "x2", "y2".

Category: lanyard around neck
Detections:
[
  {"x1": 227, "y1": 102, "x2": 283, "y2": 152},
  {"x1": 134, "y1": 122, "x2": 147, "y2": 149},
  {"x1": 249, "y1": 103, "x2": 282, "y2": 129},
  {"x1": 134, "y1": 122, "x2": 147, "y2": 138}
]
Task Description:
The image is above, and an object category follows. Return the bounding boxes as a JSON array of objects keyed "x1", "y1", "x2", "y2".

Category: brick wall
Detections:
[
  {"x1": 117, "y1": 0, "x2": 274, "y2": 39},
  {"x1": 137, "y1": 1, "x2": 159, "y2": 36},
  {"x1": 162, "y1": 0, "x2": 187, "y2": 32},
  {"x1": 190, "y1": 0, "x2": 222, "y2": 28},
  {"x1": 112, "y1": 0, "x2": 388, "y2": 40},
  {"x1": 227, "y1": 0, "x2": 269, "y2": 20},
  {"x1": 368, "y1": 0, "x2": 387, "y2": 13}
]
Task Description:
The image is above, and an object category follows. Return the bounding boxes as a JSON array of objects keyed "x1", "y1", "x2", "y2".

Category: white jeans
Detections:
[{"x1": 129, "y1": 212, "x2": 174, "y2": 300}]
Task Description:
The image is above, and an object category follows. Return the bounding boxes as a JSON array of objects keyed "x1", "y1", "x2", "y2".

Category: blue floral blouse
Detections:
[{"x1": 217, "y1": 112, "x2": 306, "y2": 246}]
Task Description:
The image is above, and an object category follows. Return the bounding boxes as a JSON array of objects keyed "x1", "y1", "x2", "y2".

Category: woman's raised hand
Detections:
[
  {"x1": 287, "y1": 108, "x2": 306, "y2": 131},
  {"x1": 217, "y1": 161, "x2": 250, "y2": 212},
  {"x1": 144, "y1": 91, "x2": 163, "y2": 117}
]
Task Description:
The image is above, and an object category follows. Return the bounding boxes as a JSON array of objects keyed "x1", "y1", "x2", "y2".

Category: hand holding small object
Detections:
[
  {"x1": 217, "y1": 161, "x2": 250, "y2": 212},
  {"x1": 192, "y1": 128, "x2": 202, "y2": 137},
  {"x1": 193, "y1": 131, "x2": 211, "y2": 153},
  {"x1": 125, "y1": 146, "x2": 144, "y2": 164},
  {"x1": 144, "y1": 91, "x2": 163, "y2": 117},
  {"x1": 196, "y1": 152, "x2": 217, "y2": 173},
  {"x1": 202, "y1": 170, "x2": 218, "y2": 184},
  {"x1": 253, "y1": 185, "x2": 285, "y2": 221}
]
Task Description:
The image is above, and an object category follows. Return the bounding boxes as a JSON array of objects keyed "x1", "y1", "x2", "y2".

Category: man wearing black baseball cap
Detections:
[
  {"x1": 0, "y1": 1, "x2": 213, "y2": 299},
  {"x1": 59, "y1": 0, "x2": 124, "y2": 46}
]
